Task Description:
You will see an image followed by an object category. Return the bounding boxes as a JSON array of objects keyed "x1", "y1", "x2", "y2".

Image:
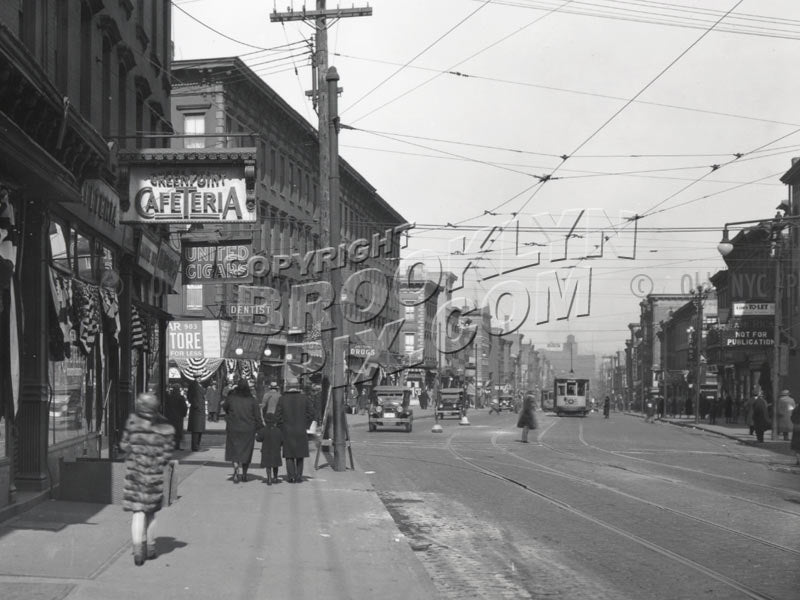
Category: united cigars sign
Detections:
[
  {"x1": 182, "y1": 239, "x2": 253, "y2": 283},
  {"x1": 122, "y1": 164, "x2": 255, "y2": 224}
]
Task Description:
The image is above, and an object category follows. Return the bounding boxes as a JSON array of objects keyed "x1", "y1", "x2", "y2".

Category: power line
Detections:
[
  {"x1": 342, "y1": 0, "x2": 492, "y2": 116},
  {"x1": 346, "y1": 0, "x2": 577, "y2": 125}
]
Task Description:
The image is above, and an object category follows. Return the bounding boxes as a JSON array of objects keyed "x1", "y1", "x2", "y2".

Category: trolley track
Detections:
[{"x1": 443, "y1": 430, "x2": 793, "y2": 600}]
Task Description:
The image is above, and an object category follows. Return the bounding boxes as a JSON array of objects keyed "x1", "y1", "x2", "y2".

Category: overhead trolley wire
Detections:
[{"x1": 342, "y1": 0, "x2": 493, "y2": 117}]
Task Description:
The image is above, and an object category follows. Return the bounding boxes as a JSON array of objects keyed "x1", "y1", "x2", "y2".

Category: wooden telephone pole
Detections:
[{"x1": 270, "y1": 2, "x2": 372, "y2": 471}]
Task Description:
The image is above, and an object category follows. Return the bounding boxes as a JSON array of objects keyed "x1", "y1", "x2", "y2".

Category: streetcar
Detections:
[{"x1": 554, "y1": 377, "x2": 590, "y2": 417}]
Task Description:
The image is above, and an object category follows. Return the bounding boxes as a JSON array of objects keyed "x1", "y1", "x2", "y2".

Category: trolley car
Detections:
[
  {"x1": 554, "y1": 377, "x2": 590, "y2": 417},
  {"x1": 541, "y1": 389, "x2": 554, "y2": 411}
]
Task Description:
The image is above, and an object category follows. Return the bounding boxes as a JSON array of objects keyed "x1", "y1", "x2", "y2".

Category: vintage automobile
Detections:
[
  {"x1": 497, "y1": 394, "x2": 518, "y2": 413},
  {"x1": 436, "y1": 388, "x2": 465, "y2": 420},
  {"x1": 368, "y1": 386, "x2": 413, "y2": 432}
]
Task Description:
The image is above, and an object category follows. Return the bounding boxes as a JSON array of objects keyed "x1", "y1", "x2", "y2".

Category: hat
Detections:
[
  {"x1": 136, "y1": 392, "x2": 160, "y2": 415},
  {"x1": 269, "y1": 381, "x2": 279, "y2": 389},
  {"x1": 285, "y1": 376, "x2": 300, "y2": 390},
  {"x1": 236, "y1": 378, "x2": 251, "y2": 394},
  {"x1": 781, "y1": 389, "x2": 790, "y2": 395}
]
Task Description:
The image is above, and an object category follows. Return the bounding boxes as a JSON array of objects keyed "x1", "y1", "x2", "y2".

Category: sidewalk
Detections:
[
  {"x1": 0, "y1": 435, "x2": 441, "y2": 600},
  {"x1": 630, "y1": 412, "x2": 797, "y2": 458}
]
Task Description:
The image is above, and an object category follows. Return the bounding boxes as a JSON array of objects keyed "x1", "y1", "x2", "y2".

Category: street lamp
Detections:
[
  {"x1": 717, "y1": 208, "x2": 799, "y2": 440},
  {"x1": 689, "y1": 286, "x2": 711, "y2": 424}
]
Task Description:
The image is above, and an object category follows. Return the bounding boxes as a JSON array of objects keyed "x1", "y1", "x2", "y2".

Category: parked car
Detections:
[{"x1": 368, "y1": 386, "x2": 413, "y2": 432}]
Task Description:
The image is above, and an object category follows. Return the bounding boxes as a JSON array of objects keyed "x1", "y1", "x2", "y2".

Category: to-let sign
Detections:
[
  {"x1": 732, "y1": 302, "x2": 774, "y2": 317},
  {"x1": 123, "y1": 165, "x2": 255, "y2": 223}
]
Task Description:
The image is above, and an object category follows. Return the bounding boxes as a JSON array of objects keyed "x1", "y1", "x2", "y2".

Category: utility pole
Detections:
[{"x1": 270, "y1": 2, "x2": 372, "y2": 471}]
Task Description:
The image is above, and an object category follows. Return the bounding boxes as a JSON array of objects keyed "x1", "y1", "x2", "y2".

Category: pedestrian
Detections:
[
  {"x1": 516, "y1": 393, "x2": 537, "y2": 443},
  {"x1": 791, "y1": 404, "x2": 800, "y2": 465},
  {"x1": 164, "y1": 384, "x2": 187, "y2": 450},
  {"x1": 119, "y1": 392, "x2": 175, "y2": 566},
  {"x1": 187, "y1": 379, "x2": 206, "y2": 451},
  {"x1": 708, "y1": 395, "x2": 717, "y2": 425},
  {"x1": 603, "y1": 396, "x2": 610, "y2": 419},
  {"x1": 684, "y1": 396, "x2": 693, "y2": 420},
  {"x1": 207, "y1": 379, "x2": 221, "y2": 423},
  {"x1": 223, "y1": 378, "x2": 262, "y2": 483},
  {"x1": 261, "y1": 381, "x2": 281, "y2": 414},
  {"x1": 723, "y1": 391, "x2": 733, "y2": 424},
  {"x1": 743, "y1": 395, "x2": 755, "y2": 435},
  {"x1": 752, "y1": 393, "x2": 770, "y2": 443},
  {"x1": 488, "y1": 396, "x2": 500, "y2": 414},
  {"x1": 258, "y1": 407, "x2": 283, "y2": 485},
  {"x1": 644, "y1": 399, "x2": 656, "y2": 423},
  {"x1": 275, "y1": 376, "x2": 315, "y2": 483},
  {"x1": 776, "y1": 389, "x2": 796, "y2": 441},
  {"x1": 419, "y1": 387, "x2": 429, "y2": 411},
  {"x1": 358, "y1": 388, "x2": 370, "y2": 414}
]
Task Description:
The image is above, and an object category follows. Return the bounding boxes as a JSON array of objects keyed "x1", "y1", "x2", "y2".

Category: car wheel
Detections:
[
  {"x1": 406, "y1": 422, "x2": 412, "y2": 433},
  {"x1": 368, "y1": 423, "x2": 376, "y2": 432}
]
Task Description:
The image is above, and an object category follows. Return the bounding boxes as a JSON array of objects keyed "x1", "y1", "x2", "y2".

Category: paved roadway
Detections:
[{"x1": 352, "y1": 408, "x2": 800, "y2": 600}]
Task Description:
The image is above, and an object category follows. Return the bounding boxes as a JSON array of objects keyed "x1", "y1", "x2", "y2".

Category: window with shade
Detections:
[
  {"x1": 186, "y1": 284, "x2": 203, "y2": 311},
  {"x1": 184, "y1": 114, "x2": 205, "y2": 149}
]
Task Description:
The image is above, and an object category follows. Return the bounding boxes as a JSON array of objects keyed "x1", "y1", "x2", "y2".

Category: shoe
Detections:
[
  {"x1": 242, "y1": 473, "x2": 248, "y2": 482},
  {"x1": 287, "y1": 476, "x2": 295, "y2": 483},
  {"x1": 147, "y1": 545, "x2": 157, "y2": 560},
  {"x1": 265, "y1": 473, "x2": 272, "y2": 485},
  {"x1": 133, "y1": 544, "x2": 145, "y2": 566}
]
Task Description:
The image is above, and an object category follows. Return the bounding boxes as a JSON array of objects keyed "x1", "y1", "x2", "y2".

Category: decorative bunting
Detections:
[
  {"x1": 71, "y1": 279, "x2": 102, "y2": 355},
  {"x1": 176, "y1": 358, "x2": 224, "y2": 382},
  {"x1": 99, "y1": 287, "x2": 120, "y2": 342},
  {"x1": 131, "y1": 305, "x2": 144, "y2": 349}
]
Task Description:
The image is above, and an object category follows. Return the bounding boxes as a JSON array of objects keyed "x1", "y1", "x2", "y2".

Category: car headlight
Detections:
[{"x1": 375, "y1": 405, "x2": 383, "y2": 414}]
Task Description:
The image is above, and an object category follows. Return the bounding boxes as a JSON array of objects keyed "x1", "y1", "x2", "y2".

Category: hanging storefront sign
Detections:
[
  {"x1": 122, "y1": 164, "x2": 255, "y2": 224},
  {"x1": 167, "y1": 319, "x2": 232, "y2": 359},
  {"x1": 732, "y1": 302, "x2": 774, "y2": 317},
  {"x1": 350, "y1": 344, "x2": 377, "y2": 358},
  {"x1": 155, "y1": 242, "x2": 181, "y2": 288},
  {"x1": 719, "y1": 316, "x2": 774, "y2": 347},
  {"x1": 136, "y1": 231, "x2": 160, "y2": 273},
  {"x1": 181, "y1": 239, "x2": 253, "y2": 283}
]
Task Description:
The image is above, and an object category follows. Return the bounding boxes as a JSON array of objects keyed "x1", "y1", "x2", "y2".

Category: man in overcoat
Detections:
[
  {"x1": 187, "y1": 379, "x2": 206, "y2": 451},
  {"x1": 275, "y1": 376, "x2": 315, "y2": 483},
  {"x1": 164, "y1": 384, "x2": 187, "y2": 450}
]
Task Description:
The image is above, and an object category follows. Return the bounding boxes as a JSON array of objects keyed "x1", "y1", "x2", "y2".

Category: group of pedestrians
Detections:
[
  {"x1": 222, "y1": 377, "x2": 315, "y2": 484},
  {"x1": 118, "y1": 375, "x2": 317, "y2": 566}
]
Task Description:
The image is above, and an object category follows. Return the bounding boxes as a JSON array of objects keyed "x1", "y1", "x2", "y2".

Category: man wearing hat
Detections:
[
  {"x1": 275, "y1": 376, "x2": 315, "y2": 483},
  {"x1": 777, "y1": 389, "x2": 796, "y2": 441},
  {"x1": 261, "y1": 381, "x2": 281, "y2": 416}
]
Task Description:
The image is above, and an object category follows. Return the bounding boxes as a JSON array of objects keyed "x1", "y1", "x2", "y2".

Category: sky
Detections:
[{"x1": 172, "y1": 0, "x2": 800, "y2": 357}]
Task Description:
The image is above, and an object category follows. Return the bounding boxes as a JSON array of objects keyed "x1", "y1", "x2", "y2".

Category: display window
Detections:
[{"x1": 47, "y1": 216, "x2": 118, "y2": 446}]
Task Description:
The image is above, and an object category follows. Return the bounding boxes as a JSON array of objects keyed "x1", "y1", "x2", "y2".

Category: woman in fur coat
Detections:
[{"x1": 119, "y1": 392, "x2": 175, "y2": 566}]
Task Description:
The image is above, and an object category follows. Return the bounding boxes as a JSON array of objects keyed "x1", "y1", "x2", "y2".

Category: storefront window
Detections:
[
  {"x1": 76, "y1": 233, "x2": 95, "y2": 281},
  {"x1": 49, "y1": 351, "x2": 90, "y2": 445},
  {"x1": 49, "y1": 221, "x2": 72, "y2": 272}
]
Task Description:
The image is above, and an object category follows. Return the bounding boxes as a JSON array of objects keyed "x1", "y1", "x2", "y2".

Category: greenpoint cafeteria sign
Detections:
[{"x1": 122, "y1": 165, "x2": 255, "y2": 223}]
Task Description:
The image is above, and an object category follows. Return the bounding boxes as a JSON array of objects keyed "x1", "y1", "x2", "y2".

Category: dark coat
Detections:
[
  {"x1": 206, "y1": 384, "x2": 222, "y2": 413},
  {"x1": 119, "y1": 412, "x2": 174, "y2": 513},
  {"x1": 164, "y1": 389, "x2": 187, "y2": 436},
  {"x1": 223, "y1": 390, "x2": 262, "y2": 463},
  {"x1": 752, "y1": 396, "x2": 771, "y2": 432},
  {"x1": 187, "y1": 381, "x2": 206, "y2": 432},
  {"x1": 603, "y1": 397, "x2": 611, "y2": 417},
  {"x1": 791, "y1": 406, "x2": 800, "y2": 453},
  {"x1": 516, "y1": 396, "x2": 537, "y2": 429},
  {"x1": 275, "y1": 390, "x2": 314, "y2": 459},
  {"x1": 258, "y1": 412, "x2": 283, "y2": 468}
]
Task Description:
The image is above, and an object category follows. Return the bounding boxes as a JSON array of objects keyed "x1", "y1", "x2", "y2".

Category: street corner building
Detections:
[{"x1": 0, "y1": 1, "x2": 175, "y2": 512}]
